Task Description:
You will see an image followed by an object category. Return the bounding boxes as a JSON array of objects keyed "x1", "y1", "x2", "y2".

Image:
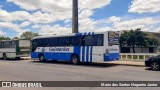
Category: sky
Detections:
[{"x1": 0, "y1": 0, "x2": 160, "y2": 38}]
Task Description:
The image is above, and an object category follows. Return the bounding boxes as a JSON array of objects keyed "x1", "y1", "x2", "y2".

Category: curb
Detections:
[
  {"x1": 20, "y1": 57, "x2": 31, "y2": 60},
  {"x1": 108, "y1": 61, "x2": 145, "y2": 67},
  {"x1": 116, "y1": 63, "x2": 145, "y2": 67}
]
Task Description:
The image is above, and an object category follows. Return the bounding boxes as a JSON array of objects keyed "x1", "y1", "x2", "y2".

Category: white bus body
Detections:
[
  {"x1": 31, "y1": 31, "x2": 119, "y2": 63},
  {"x1": 0, "y1": 40, "x2": 30, "y2": 59}
]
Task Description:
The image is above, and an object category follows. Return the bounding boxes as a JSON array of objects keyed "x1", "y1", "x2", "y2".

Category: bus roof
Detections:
[
  {"x1": 0, "y1": 39, "x2": 30, "y2": 42},
  {"x1": 32, "y1": 31, "x2": 111, "y2": 40}
]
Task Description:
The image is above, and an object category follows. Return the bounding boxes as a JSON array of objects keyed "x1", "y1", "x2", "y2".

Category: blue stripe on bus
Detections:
[
  {"x1": 86, "y1": 32, "x2": 91, "y2": 62},
  {"x1": 104, "y1": 53, "x2": 119, "y2": 61},
  {"x1": 90, "y1": 32, "x2": 94, "y2": 62},
  {"x1": 82, "y1": 32, "x2": 87, "y2": 63}
]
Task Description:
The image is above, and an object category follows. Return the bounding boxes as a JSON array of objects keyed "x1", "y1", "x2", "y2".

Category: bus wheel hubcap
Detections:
[
  {"x1": 73, "y1": 57, "x2": 77, "y2": 63},
  {"x1": 40, "y1": 56, "x2": 43, "y2": 61}
]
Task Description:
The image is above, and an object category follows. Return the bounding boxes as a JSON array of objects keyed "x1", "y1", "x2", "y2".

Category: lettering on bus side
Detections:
[{"x1": 49, "y1": 47, "x2": 70, "y2": 52}]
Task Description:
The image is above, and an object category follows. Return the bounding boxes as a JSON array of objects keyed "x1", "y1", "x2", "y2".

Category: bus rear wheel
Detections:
[
  {"x1": 3, "y1": 53, "x2": 7, "y2": 60},
  {"x1": 71, "y1": 55, "x2": 79, "y2": 64}
]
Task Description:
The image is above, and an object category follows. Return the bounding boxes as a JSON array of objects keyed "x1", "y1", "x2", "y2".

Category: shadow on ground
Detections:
[
  {"x1": 110, "y1": 63, "x2": 144, "y2": 67},
  {"x1": 0, "y1": 58, "x2": 21, "y2": 61},
  {"x1": 145, "y1": 68, "x2": 160, "y2": 71},
  {"x1": 29, "y1": 60, "x2": 119, "y2": 68},
  {"x1": 0, "y1": 59, "x2": 145, "y2": 68}
]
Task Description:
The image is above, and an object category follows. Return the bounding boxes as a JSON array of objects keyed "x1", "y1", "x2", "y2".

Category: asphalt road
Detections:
[{"x1": 0, "y1": 59, "x2": 159, "y2": 90}]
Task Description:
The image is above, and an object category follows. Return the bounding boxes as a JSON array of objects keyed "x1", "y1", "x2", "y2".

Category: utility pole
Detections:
[{"x1": 72, "y1": 0, "x2": 79, "y2": 33}]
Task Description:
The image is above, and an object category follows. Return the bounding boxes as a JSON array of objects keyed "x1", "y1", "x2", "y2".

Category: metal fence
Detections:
[{"x1": 120, "y1": 53, "x2": 159, "y2": 61}]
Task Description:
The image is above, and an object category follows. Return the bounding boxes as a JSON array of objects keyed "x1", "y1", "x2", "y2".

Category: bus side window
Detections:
[
  {"x1": 69, "y1": 36, "x2": 82, "y2": 46},
  {"x1": 65, "y1": 37, "x2": 69, "y2": 46},
  {"x1": 54, "y1": 38, "x2": 58, "y2": 46},
  {"x1": 93, "y1": 35, "x2": 103, "y2": 46},
  {"x1": 9, "y1": 41, "x2": 12, "y2": 48},
  {"x1": 58, "y1": 37, "x2": 69, "y2": 46},
  {"x1": 82, "y1": 36, "x2": 85, "y2": 46},
  {"x1": 69, "y1": 37, "x2": 73, "y2": 46},
  {"x1": 10, "y1": 41, "x2": 12, "y2": 48},
  {"x1": 1, "y1": 42, "x2": 4, "y2": 48},
  {"x1": 85, "y1": 36, "x2": 93, "y2": 46},
  {"x1": 36, "y1": 40, "x2": 39, "y2": 47},
  {"x1": 0, "y1": 42, "x2": 1, "y2": 48},
  {"x1": 45, "y1": 39, "x2": 49, "y2": 46},
  {"x1": 6, "y1": 41, "x2": 8, "y2": 48},
  {"x1": 39, "y1": 38, "x2": 49, "y2": 47},
  {"x1": 4, "y1": 42, "x2": 6, "y2": 48},
  {"x1": 48, "y1": 38, "x2": 58, "y2": 46},
  {"x1": 12, "y1": 41, "x2": 15, "y2": 48}
]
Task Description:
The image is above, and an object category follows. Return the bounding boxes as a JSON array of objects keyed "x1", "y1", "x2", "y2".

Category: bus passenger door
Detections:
[{"x1": 92, "y1": 46, "x2": 104, "y2": 62}]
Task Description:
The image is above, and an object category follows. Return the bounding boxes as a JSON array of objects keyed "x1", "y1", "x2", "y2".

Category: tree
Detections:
[
  {"x1": 148, "y1": 38, "x2": 159, "y2": 47},
  {"x1": 20, "y1": 31, "x2": 39, "y2": 40},
  {"x1": 120, "y1": 28, "x2": 149, "y2": 53},
  {"x1": 134, "y1": 29, "x2": 148, "y2": 47},
  {"x1": 127, "y1": 30, "x2": 137, "y2": 53},
  {"x1": 0, "y1": 36, "x2": 11, "y2": 40},
  {"x1": 12, "y1": 37, "x2": 19, "y2": 40},
  {"x1": 120, "y1": 31, "x2": 129, "y2": 47}
]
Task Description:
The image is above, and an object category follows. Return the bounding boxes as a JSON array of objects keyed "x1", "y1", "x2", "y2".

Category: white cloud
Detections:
[
  {"x1": 32, "y1": 24, "x2": 41, "y2": 29},
  {"x1": 94, "y1": 27, "x2": 112, "y2": 32},
  {"x1": 0, "y1": 0, "x2": 111, "y2": 37},
  {"x1": 64, "y1": 19, "x2": 71, "y2": 24},
  {"x1": 7, "y1": 0, "x2": 72, "y2": 12},
  {"x1": 79, "y1": 18, "x2": 96, "y2": 32},
  {"x1": 7, "y1": 0, "x2": 111, "y2": 12},
  {"x1": 0, "y1": 21, "x2": 29, "y2": 35},
  {"x1": 79, "y1": 0, "x2": 111, "y2": 10},
  {"x1": 88, "y1": 16, "x2": 160, "y2": 33},
  {"x1": 108, "y1": 16, "x2": 121, "y2": 23},
  {"x1": 5, "y1": 0, "x2": 111, "y2": 24},
  {"x1": 29, "y1": 11, "x2": 71, "y2": 24},
  {"x1": 3, "y1": 0, "x2": 159, "y2": 37},
  {"x1": 0, "y1": 31, "x2": 6, "y2": 36},
  {"x1": 0, "y1": 22, "x2": 21, "y2": 32},
  {"x1": 155, "y1": 27, "x2": 160, "y2": 32},
  {"x1": 0, "y1": 9, "x2": 69, "y2": 24},
  {"x1": 0, "y1": 9, "x2": 30, "y2": 21},
  {"x1": 39, "y1": 25, "x2": 71, "y2": 35},
  {"x1": 129, "y1": 0, "x2": 160, "y2": 13},
  {"x1": 19, "y1": 21, "x2": 31, "y2": 27},
  {"x1": 7, "y1": 0, "x2": 73, "y2": 24},
  {"x1": 79, "y1": 9, "x2": 93, "y2": 19},
  {"x1": 113, "y1": 17, "x2": 160, "y2": 30}
]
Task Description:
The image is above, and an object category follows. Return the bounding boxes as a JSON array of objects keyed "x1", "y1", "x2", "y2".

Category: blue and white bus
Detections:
[{"x1": 31, "y1": 31, "x2": 119, "y2": 64}]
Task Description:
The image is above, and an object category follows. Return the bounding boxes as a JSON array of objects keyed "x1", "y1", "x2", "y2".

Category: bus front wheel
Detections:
[
  {"x1": 71, "y1": 55, "x2": 79, "y2": 64},
  {"x1": 39, "y1": 54, "x2": 45, "y2": 62}
]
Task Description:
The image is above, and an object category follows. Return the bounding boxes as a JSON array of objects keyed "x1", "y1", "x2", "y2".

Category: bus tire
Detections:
[
  {"x1": 3, "y1": 53, "x2": 7, "y2": 60},
  {"x1": 71, "y1": 55, "x2": 79, "y2": 64},
  {"x1": 39, "y1": 54, "x2": 45, "y2": 62}
]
